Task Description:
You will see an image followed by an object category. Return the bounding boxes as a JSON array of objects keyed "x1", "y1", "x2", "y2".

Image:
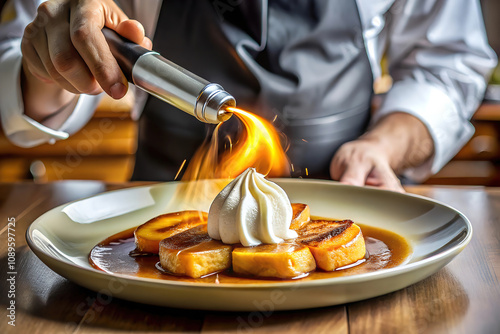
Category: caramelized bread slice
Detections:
[
  {"x1": 296, "y1": 220, "x2": 366, "y2": 271},
  {"x1": 135, "y1": 211, "x2": 207, "y2": 254},
  {"x1": 232, "y1": 243, "x2": 316, "y2": 279},
  {"x1": 290, "y1": 203, "x2": 310, "y2": 230},
  {"x1": 159, "y1": 224, "x2": 233, "y2": 278}
]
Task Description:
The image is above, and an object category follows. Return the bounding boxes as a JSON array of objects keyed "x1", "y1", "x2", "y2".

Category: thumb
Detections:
[
  {"x1": 101, "y1": 2, "x2": 152, "y2": 49},
  {"x1": 116, "y1": 20, "x2": 153, "y2": 50}
]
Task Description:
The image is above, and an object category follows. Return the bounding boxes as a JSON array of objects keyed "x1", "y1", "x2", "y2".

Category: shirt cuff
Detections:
[
  {"x1": 0, "y1": 42, "x2": 101, "y2": 148},
  {"x1": 372, "y1": 80, "x2": 475, "y2": 182}
]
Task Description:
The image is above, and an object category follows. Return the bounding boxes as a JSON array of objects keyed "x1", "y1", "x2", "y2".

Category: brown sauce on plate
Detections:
[{"x1": 89, "y1": 217, "x2": 412, "y2": 284}]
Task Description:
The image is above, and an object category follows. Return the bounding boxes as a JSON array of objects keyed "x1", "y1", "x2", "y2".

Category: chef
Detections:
[{"x1": 0, "y1": 0, "x2": 497, "y2": 191}]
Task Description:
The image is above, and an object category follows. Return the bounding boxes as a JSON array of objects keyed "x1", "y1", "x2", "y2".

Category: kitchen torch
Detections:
[{"x1": 102, "y1": 28, "x2": 235, "y2": 124}]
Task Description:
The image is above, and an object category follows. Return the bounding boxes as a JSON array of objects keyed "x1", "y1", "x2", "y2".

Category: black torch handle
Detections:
[
  {"x1": 101, "y1": 27, "x2": 235, "y2": 124},
  {"x1": 102, "y1": 27, "x2": 151, "y2": 82}
]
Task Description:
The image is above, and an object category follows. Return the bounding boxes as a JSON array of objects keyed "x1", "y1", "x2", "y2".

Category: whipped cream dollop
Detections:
[{"x1": 207, "y1": 168, "x2": 297, "y2": 246}]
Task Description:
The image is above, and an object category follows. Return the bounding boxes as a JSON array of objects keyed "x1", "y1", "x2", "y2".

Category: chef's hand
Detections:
[
  {"x1": 330, "y1": 113, "x2": 434, "y2": 193},
  {"x1": 21, "y1": 0, "x2": 152, "y2": 126}
]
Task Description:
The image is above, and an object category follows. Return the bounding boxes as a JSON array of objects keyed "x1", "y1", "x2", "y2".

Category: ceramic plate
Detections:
[{"x1": 26, "y1": 179, "x2": 472, "y2": 311}]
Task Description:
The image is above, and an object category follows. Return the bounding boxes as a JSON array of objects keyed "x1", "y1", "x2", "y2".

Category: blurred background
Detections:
[{"x1": 0, "y1": 0, "x2": 499, "y2": 185}]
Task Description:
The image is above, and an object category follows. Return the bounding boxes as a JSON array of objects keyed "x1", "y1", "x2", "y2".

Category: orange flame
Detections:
[
  {"x1": 182, "y1": 107, "x2": 289, "y2": 180},
  {"x1": 215, "y1": 107, "x2": 289, "y2": 178},
  {"x1": 170, "y1": 107, "x2": 290, "y2": 209}
]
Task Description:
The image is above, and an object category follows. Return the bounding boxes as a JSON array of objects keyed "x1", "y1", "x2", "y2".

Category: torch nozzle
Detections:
[
  {"x1": 218, "y1": 107, "x2": 234, "y2": 123},
  {"x1": 195, "y1": 83, "x2": 235, "y2": 124}
]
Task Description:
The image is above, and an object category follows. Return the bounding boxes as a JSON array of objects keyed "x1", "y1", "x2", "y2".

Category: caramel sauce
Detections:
[{"x1": 89, "y1": 218, "x2": 412, "y2": 284}]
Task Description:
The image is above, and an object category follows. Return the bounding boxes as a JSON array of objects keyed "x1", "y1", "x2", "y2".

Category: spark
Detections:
[
  {"x1": 301, "y1": 138, "x2": 308, "y2": 143},
  {"x1": 226, "y1": 135, "x2": 233, "y2": 154},
  {"x1": 305, "y1": 168, "x2": 309, "y2": 176},
  {"x1": 174, "y1": 159, "x2": 187, "y2": 180},
  {"x1": 291, "y1": 164, "x2": 295, "y2": 172},
  {"x1": 272, "y1": 115, "x2": 278, "y2": 123}
]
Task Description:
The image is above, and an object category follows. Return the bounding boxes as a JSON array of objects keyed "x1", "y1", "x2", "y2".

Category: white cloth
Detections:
[{"x1": 0, "y1": 0, "x2": 497, "y2": 180}]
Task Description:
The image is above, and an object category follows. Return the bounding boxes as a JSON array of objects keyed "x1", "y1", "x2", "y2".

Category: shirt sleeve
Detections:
[
  {"x1": 372, "y1": 0, "x2": 498, "y2": 181},
  {"x1": 0, "y1": 0, "x2": 101, "y2": 148}
]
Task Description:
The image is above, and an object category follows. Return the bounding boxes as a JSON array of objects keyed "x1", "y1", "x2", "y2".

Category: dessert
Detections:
[
  {"x1": 296, "y1": 220, "x2": 366, "y2": 271},
  {"x1": 232, "y1": 243, "x2": 316, "y2": 279},
  {"x1": 90, "y1": 218, "x2": 411, "y2": 283},
  {"x1": 290, "y1": 203, "x2": 310, "y2": 230},
  {"x1": 159, "y1": 224, "x2": 233, "y2": 278},
  {"x1": 135, "y1": 211, "x2": 207, "y2": 253},
  {"x1": 133, "y1": 168, "x2": 365, "y2": 279},
  {"x1": 207, "y1": 168, "x2": 297, "y2": 246}
]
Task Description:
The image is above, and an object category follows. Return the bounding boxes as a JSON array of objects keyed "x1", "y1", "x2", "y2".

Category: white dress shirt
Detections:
[{"x1": 0, "y1": 0, "x2": 497, "y2": 181}]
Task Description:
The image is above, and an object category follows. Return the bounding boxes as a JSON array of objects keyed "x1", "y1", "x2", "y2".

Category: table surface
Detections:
[{"x1": 1, "y1": 181, "x2": 499, "y2": 334}]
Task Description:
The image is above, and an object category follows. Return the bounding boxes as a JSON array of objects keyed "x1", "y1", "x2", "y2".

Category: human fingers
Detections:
[
  {"x1": 69, "y1": 0, "x2": 129, "y2": 99},
  {"x1": 46, "y1": 19, "x2": 102, "y2": 95},
  {"x1": 330, "y1": 143, "x2": 373, "y2": 187},
  {"x1": 338, "y1": 158, "x2": 373, "y2": 187},
  {"x1": 21, "y1": 33, "x2": 54, "y2": 84},
  {"x1": 329, "y1": 154, "x2": 344, "y2": 181},
  {"x1": 330, "y1": 140, "x2": 404, "y2": 192},
  {"x1": 330, "y1": 143, "x2": 371, "y2": 185},
  {"x1": 115, "y1": 19, "x2": 153, "y2": 49},
  {"x1": 330, "y1": 144, "x2": 352, "y2": 181},
  {"x1": 23, "y1": 8, "x2": 81, "y2": 94},
  {"x1": 365, "y1": 163, "x2": 405, "y2": 193}
]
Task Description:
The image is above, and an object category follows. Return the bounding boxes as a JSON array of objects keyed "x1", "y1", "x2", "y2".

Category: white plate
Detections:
[{"x1": 26, "y1": 179, "x2": 472, "y2": 311}]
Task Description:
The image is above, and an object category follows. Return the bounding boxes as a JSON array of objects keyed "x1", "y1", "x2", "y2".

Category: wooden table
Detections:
[{"x1": 1, "y1": 181, "x2": 499, "y2": 333}]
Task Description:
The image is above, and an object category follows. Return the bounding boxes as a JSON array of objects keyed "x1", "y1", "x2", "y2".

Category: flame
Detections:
[
  {"x1": 215, "y1": 107, "x2": 289, "y2": 178},
  {"x1": 169, "y1": 107, "x2": 290, "y2": 210}
]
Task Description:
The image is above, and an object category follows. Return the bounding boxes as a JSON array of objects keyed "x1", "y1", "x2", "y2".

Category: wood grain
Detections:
[
  {"x1": 0, "y1": 181, "x2": 108, "y2": 334},
  {"x1": 201, "y1": 307, "x2": 347, "y2": 334},
  {"x1": 1, "y1": 183, "x2": 499, "y2": 333}
]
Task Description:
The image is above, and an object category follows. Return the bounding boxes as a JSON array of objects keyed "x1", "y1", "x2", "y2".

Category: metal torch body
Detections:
[{"x1": 103, "y1": 28, "x2": 235, "y2": 124}]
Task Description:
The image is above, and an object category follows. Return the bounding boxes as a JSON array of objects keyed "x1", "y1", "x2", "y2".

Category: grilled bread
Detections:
[
  {"x1": 290, "y1": 203, "x2": 310, "y2": 230},
  {"x1": 145, "y1": 204, "x2": 365, "y2": 278},
  {"x1": 135, "y1": 211, "x2": 207, "y2": 254},
  {"x1": 296, "y1": 220, "x2": 366, "y2": 271},
  {"x1": 159, "y1": 224, "x2": 233, "y2": 278},
  {"x1": 232, "y1": 243, "x2": 316, "y2": 279}
]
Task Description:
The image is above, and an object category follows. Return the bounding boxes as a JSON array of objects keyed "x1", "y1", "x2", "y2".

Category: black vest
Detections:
[{"x1": 132, "y1": 0, "x2": 373, "y2": 181}]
